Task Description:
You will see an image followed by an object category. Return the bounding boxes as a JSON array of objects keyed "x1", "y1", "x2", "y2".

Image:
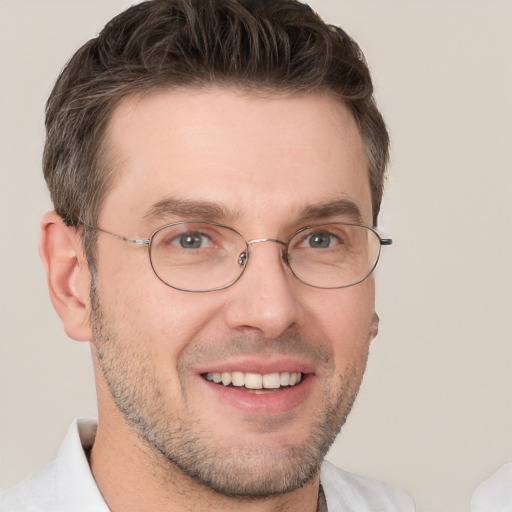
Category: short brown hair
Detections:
[{"x1": 44, "y1": 0, "x2": 389, "y2": 263}]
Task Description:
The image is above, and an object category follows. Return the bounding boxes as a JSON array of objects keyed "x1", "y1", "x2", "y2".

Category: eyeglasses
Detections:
[{"x1": 84, "y1": 221, "x2": 392, "y2": 292}]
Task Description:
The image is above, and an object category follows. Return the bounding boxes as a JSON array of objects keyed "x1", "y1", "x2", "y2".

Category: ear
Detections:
[
  {"x1": 39, "y1": 211, "x2": 92, "y2": 341},
  {"x1": 369, "y1": 311, "x2": 379, "y2": 342}
]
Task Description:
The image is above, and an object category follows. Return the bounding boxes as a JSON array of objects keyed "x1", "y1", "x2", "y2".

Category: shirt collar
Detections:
[{"x1": 54, "y1": 418, "x2": 109, "y2": 511}]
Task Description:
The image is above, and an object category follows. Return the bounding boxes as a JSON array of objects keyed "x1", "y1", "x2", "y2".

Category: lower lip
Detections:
[{"x1": 199, "y1": 374, "x2": 314, "y2": 415}]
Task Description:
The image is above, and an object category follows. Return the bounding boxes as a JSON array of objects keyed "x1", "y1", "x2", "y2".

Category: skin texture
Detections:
[{"x1": 40, "y1": 88, "x2": 379, "y2": 512}]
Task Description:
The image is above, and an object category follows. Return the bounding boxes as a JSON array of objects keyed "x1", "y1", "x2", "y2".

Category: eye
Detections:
[
  {"x1": 304, "y1": 231, "x2": 340, "y2": 249},
  {"x1": 172, "y1": 231, "x2": 212, "y2": 249}
]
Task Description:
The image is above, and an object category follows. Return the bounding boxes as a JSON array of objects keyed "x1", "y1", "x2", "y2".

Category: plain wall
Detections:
[{"x1": 0, "y1": 2, "x2": 511, "y2": 511}]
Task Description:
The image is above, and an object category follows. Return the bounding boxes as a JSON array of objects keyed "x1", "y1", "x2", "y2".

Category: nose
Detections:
[{"x1": 223, "y1": 239, "x2": 301, "y2": 339}]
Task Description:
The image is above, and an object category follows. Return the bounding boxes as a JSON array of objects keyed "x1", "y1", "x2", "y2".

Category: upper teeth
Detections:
[{"x1": 205, "y1": 371, "x2": 302, "y2": 389}]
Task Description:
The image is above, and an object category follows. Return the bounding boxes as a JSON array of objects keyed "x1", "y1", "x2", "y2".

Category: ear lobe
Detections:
[
  {"x1": 39, "y1": 211, "x2": 92, "y2": 342},
  {"x1": 369, "y1": 311, "x2": 379, "y2": 341}
]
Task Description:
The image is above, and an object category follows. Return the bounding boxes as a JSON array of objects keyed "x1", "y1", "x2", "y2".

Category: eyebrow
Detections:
[
  {"x1": 297, "y1": 199, "x2": 364, "y2": 225},
  {"x1": 143, "y1": 197, "x2": 237, "y2": 224}
]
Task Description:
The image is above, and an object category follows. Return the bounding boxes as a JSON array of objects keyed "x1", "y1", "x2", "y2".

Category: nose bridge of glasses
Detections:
[
  {"x1": 247, "y1": 238, "x2": 287, "y2": 247},
  {"x1": 238, "y1": 238, "x2": 288, "y2": 267}
]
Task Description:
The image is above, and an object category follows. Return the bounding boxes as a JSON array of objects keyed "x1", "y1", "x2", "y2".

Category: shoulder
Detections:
[
  {"x1": 0, "y1": 461, "x2": 58, "y2": 512},
  {"x1": 320, "y1": 461, "x2": 415, "y2": 512},
  {"x1": 0, "y1": 419, "x2": 107, "y2": 512},
  {"x1": 471, "y1": 460, "x2": 512, "y2": 512}
]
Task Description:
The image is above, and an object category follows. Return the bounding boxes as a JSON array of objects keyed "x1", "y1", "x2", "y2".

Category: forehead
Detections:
[{"x1": 101, "y1": 87, "x2": 372, "y2": 230}]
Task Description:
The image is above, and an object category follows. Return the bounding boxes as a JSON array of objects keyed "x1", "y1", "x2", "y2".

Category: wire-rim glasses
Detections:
[{"x1": 83, "y1": 221, "x2": 392, "y2": 292}]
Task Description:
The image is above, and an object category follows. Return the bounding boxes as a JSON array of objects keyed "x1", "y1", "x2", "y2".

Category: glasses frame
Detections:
[{"x1": 83, "y1": 221, "x2": 392, "y2": 292}]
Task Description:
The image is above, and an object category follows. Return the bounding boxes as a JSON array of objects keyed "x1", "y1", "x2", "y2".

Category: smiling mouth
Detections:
[{"x1": 202, "y1": 371, "x2": 303, "y2": 392}]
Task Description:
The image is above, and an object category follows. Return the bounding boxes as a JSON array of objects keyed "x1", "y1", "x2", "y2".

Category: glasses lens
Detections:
[
  {"x1": 149, "y1": 223, "x2": 248, "y2": 291},
  {"x1": 287, "y1": 224, "x2": 381, "y2": 288}
]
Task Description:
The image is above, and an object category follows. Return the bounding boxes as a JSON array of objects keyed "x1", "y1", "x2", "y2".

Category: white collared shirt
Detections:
[
  {"x1": 0, "y1": 419, "x2": 415, "y2": 511},
  {"x1": 471, "y1": 461, "x2": 512, "y2": 512}
]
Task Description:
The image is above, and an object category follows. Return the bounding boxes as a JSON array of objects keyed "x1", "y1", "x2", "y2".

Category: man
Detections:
[{"x1": 0, "y1": 1, "x2": 414, "y2": 510}]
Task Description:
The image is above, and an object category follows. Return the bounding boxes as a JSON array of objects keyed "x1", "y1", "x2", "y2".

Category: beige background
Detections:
[{"x1": 1, "y1": 1, "x2": 511, "y2": 511}]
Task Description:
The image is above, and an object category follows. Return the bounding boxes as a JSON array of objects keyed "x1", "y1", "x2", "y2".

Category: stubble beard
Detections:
[{"x1": 89, "y1": 279, "x2": 368, "y2": 499}]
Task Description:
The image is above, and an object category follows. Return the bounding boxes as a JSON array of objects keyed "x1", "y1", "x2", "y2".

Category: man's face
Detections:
[{"x1": 90, "y1": 88, "x2": 377, "y2": 497}]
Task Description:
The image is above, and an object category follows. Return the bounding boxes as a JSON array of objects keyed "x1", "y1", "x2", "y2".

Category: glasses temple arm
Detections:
[{"x1": 82, "y1": 222, "x2": 150, "y2": 246}]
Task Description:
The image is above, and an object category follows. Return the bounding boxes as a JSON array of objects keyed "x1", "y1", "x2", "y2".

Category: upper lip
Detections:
[{"x1": 195, "y1": 356, "x2": 316, "y2": 376}]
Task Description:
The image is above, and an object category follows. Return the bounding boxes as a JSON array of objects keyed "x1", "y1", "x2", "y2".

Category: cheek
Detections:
[
  {"x1": 307, "y1": 283, "x2": 375, "y2": 368},
  {"x1": 101, "y1": 270, "x2": 227, "y2": 361}
]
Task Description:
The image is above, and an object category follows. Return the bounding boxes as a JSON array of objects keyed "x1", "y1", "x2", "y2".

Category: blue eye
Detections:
[
  {"x1": 306, "y1": 232, "x2": 338, "y2": 248},
  {"x1": 173, "y1": 231, "x2": 211, "y2": 249}
]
